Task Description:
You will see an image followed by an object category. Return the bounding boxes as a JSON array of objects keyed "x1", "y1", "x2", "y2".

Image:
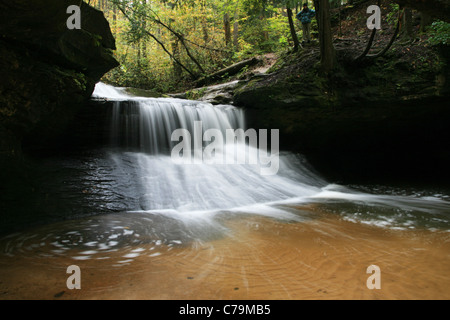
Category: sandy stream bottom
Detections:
[{"x1": 0, "y1": 209, "x2": 449, "y2": 300}]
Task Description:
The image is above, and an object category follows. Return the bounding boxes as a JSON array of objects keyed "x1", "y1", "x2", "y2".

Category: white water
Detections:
[
  {"x1": 92, "y1": 82, "x2": 132, "y2": 100},
  {"x1": 92, "y1": 82, "x2": 450, "y2": 231},
  {"x1": 94, "y1": 83, "x2": 325, "y2": 218}
]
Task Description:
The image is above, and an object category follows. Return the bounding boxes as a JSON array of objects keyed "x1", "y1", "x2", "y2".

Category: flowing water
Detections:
[{"x1": 0, "y1": 83, "x2": 449, "y2": 300}]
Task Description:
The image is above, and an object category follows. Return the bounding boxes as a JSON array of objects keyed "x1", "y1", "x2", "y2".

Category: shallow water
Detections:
[
  {"x1": 1, "y1": 147, "x2": 449, "y2": 300},
  {"x1": 1, "y1": 212, "x2": 449, "y2": 300}
]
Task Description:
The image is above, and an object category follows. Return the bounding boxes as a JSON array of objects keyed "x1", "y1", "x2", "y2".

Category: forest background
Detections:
[{"x1": 88, "y1": 0, "x2": 449, "y2": 94}]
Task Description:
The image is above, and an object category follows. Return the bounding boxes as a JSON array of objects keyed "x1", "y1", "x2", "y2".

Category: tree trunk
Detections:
[
  {"x1": 402, "y1": 7, "x2": 413, "y2": 38},
  {"x1": 224, "y1": 13, "x2": 232, "y2": 46},
  {"x1": 287, "y1": 5, "x2": 300, "y2": 53},
  {"x1": 313, "y1": 0, "x2": 320, "y2": 24},
  {"x1": 172, "y1": 38, "x2": 182, "y2": 79},
  {"x1": 317, "y1": 0, "x2": 336, "y2": 73},
  {"x1": 137, "y1": 43, "x2": 141, "y2": 66},
  {"x1": 195, "y1": 57, "x2": 260, "y2": 87},
  {"x1": 260, "y1": 3, "x2": 269, "y2": 42},
  {"x1": 202, "y1": 18, "x2": 209, "y2": 44},
  {"x1": 142, "y1": 0, "x2": 147, "y2": 59},
  {"x1": 233, "y1": 11, "x2": 240, "y2": 51},
  {"x1": 112, "y1": 3, "x2": 117, "y2": 37}
]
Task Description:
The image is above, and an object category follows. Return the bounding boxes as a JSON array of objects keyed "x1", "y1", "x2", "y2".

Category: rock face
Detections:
[
  {"x1": 0, "y1": 0, "x2": 119, "y2": 179},
  {"x1": 232, "y1": 46, "x2": 450, "y2": 185}
]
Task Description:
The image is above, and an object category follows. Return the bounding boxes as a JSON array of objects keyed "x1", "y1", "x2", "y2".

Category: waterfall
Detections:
[
  {"x1": 93, "y1": 82, "x2": 326, "y2": 216},
  {"x1": 92, "y1": 83, "x2": 450, "y2": 230},
  {"x1": 94, "y1": 82, "x2": 245, "y2": 154},
  {"x1": 109, "y1": 99, "x2": 245, "y2": 155}
]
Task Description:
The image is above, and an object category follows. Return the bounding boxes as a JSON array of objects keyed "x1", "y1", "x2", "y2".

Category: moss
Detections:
[{"x1": 186, "y1": 87, "x2": 208, "y2": 100}]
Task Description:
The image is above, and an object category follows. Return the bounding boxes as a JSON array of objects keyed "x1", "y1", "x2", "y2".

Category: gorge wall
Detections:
[
  {"x1": 0, "y1": 0, "x2": 119, "y2": 182},
  {"x1": 232, "y1": 46, "x2": 450, "y2": 185}
]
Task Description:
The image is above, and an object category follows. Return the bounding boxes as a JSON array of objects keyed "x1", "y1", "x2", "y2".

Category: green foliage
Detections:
[
  {"x1": 89, "y1": 0, "x2": 311, "y2": 92},
  {"x1": 427, "y1": 21, "x2": 450, "y2": 46},
  {"x1": 386, "y1": 3, "x2": 400, "y2": 27},
  {"x1": 329, "y1": 0, "x2": 341, "y2": 9}
]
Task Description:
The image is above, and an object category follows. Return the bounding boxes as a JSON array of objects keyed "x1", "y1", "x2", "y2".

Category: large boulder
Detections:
[
  {"x1": 0, "y1": 0, "x2": 119, "y2": 180},
  {"x1": 0, "y1": 0, "x2": 118, "y2": 79}
]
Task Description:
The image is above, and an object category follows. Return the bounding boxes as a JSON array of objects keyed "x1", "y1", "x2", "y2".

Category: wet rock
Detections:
[{"x1": 194, "y1": 80, "x2": 241, "y2": 105}]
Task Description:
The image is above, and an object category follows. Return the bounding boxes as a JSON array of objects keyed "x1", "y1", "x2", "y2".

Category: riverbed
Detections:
[{"x1": 1, "y1": 207, "x2": 449, "y2": 300}]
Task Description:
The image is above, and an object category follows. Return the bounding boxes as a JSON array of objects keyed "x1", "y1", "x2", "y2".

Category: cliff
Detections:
[
  {"x1": 0, "y1": 0, "x2": 119, "y2": 181},
  {"x1": 231, "y1": 42, "x2": 450, "y2": 184}
]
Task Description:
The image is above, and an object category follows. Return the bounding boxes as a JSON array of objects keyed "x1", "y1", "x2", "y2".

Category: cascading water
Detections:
[
  {"x1": 93, "y1": 82, "x2": 327, "y2": 216},
  {"x1": 92, "y1": 82, "x2": 450, "y2": 229},
  {"x1": 108, "y1": 96, "x2": 245, "y2": 154}
]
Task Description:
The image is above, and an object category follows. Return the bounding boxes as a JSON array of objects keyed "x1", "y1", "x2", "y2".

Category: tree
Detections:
[
  {"x1": 233, "y1": 10, "x2": 240, "y2": 51},
  {"x1": 402, "y1": 7, "x2": 413, "y2": 39},
  {"x1": 286, "y1": 0, "x2": 300, "y2": 52},
  {"x1": 111, "y1": 0, "x2": 204, "y2": 78},
  {"x1": 224, "y1": 12, "x2": 232, "y2": 46},
  {"x1": 94, "y1": 0, "x2": 325, "y2": 91},
  {"x1": 316, "y1": 0, "x2": 336, "y2": 73}
]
